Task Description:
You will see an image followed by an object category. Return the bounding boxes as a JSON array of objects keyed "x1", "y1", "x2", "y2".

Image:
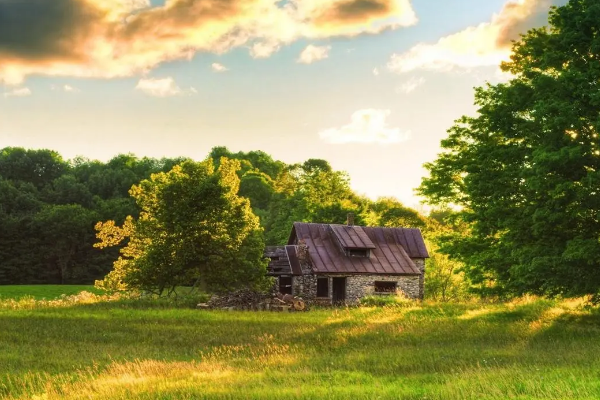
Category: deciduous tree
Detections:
[
  {"x1": 419, "y1": 0, "x2": 600, "y2": 298},
  {"x1": 95, "y1": 158, "x2": 269, "y2": 295}
]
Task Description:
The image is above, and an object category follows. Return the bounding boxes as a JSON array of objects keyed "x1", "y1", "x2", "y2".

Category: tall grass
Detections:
[{"x1": 0, "y1": 292, "x2": 599, "y2": 399}]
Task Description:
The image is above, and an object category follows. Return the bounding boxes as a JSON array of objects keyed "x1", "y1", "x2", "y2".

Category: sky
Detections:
[{"x1": 0, "y1": 0, "x2": 566, "y2": 207}]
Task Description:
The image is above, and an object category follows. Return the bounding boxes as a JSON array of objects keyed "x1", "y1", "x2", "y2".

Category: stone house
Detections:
[{"x1": 265, "y1": 217, "x2": 429, "y2": 305}]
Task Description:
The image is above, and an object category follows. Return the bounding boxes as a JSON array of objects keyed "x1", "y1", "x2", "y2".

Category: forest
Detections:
[{"x1": 0, "y1": 146, "x2": 458, "y2": 295}]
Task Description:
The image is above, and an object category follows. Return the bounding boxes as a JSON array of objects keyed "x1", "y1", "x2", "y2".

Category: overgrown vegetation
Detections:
[
  {"x1": 0, "y1": 146, "x2": 467, "y2": 300},
  {"x1": 419, "y1": 0, "x2": 600, "y2": 299},
  {"x1": 0, "y1": 288, "x2": 598, "y2": 399},
  {"x1": 94, "y1": 158, "x2": 269, "y2": 295}
]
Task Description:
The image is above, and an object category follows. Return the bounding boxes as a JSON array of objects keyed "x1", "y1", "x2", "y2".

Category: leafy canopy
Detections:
[
  {"x1": 419, "y1": 0, "x2": 600, "y2": 298},
  {"x1": 95, "y1": 158, "x2": 269, "y2": 295}
]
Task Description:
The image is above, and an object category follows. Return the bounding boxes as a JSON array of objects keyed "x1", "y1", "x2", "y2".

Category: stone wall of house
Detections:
[
  {"x1": 344, "y1": 274, "x2": 421, "y2": 303},
  {"x1": 284, "y1": 273, "x2": 421, "y2": 305},
  {"x1": 275, "y1": 257, "x2": 425, "y2": 305},
  {"x1": 414, "y1": 258, "x2": 425, "y2": 300}
]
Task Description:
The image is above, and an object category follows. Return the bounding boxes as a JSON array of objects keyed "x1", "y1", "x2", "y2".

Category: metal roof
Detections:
[
  {"x1": 288, "y1": 222, "x2": 428, "y2": 275},
  {"x1": 330, "y1": 224, "x2": 376, "y2": 249},
  {"x1": 265, "y1": 245, "x2": 303, "y2": 276}
]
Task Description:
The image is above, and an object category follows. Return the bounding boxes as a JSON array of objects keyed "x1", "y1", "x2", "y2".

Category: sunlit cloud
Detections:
[
  {"x1": 397, "y1": 76, "x2": 425, "y2": 94},
  {"x1": 373, "y1": 68, "x2": 380, "y2": 76},
  {"x1": 319, "y1": 109, "x2": 410, "y2": 144},
  {"x1": 211, "y1": 63, "x2": 229, "y2": 72},
  {"x1": 249, "y1": 41, "x2": 281, "y2": 59},
  {"x1": 135, "y1": 77, "x2": 195, "y2": 97},
  {"x1": 0, "y1": 0, "x2": 418, "y2": 84},
  {"x1": 298, "y1": 44, "x2": 331, "y2": 64},
  {"x1": 387, "y1": 0, "x2": 566, "y2": 74},
  {"x1": 3, "y1": 87, "x2": 31, "y2": 98}
]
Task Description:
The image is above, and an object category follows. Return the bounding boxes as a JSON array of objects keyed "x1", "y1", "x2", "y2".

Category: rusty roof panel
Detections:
[
  {"x1": 290, "y1": 222, "x2": 425, "y2": 275},
  {"x1": 285, "y1": 245, "x2": 303, "y2": 276},
  {"x1": 331, "y1": 224, "x2": 376, "y2": 249}
]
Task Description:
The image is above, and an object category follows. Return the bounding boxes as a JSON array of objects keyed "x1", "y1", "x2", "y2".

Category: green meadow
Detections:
[
  {"x1": 0, "y1": 285, "x2": 105, "y2": 300},
  {"x1": 1, "y1": 286, "x2": 599, "y2": 399}
]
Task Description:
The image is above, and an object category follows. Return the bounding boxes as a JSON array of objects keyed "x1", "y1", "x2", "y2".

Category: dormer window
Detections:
[
  {"x1": 348, "y1": 249, "x2": 370, "y2": 258},
  {"x1": 330, "y1": 224, "x2": 376, "y2": 258}
]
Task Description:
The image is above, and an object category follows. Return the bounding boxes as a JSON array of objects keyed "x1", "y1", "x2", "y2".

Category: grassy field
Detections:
[
  {"x1": 1, "y1": 286, "x2": 599, "y2": 399},
  {"x1": 0, "y1": 285, "x2": 104, "y2": 300}
]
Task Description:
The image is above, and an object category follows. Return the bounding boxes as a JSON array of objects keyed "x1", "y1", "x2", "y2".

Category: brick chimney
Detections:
[{"x1": 346, "y1": 212, "x2": 355, "y2": 226}]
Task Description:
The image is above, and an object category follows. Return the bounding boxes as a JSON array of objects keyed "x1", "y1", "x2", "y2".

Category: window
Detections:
[
  {"x1": 279, "y1": 276, "x2": 292, "y2": 295},
  {"x1": 374, "y1": 281, "x2": 397, "y2": 294},
  {"x1": 316, "y1": 278, "x2": 328, "y2": 297},
  {"x1": 348, "y1": 249, "x2": 369, "y2": 258}
]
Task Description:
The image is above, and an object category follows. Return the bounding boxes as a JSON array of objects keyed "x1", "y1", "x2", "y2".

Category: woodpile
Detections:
[{"x1": 198, "y1": 289, "x2": 307, "y2": 312}]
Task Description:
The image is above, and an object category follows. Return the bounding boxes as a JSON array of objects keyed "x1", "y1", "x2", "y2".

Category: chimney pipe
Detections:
[{"x1": 347, "y1": 213, "x2": 355, "y2": 226}]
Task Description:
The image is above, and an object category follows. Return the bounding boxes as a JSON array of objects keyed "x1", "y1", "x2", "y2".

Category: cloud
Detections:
[
  {"x1": 298, "y1": 44, "x2": 331, "y2": 64},
  {"x1": 373, "y1": 67, "x2": 380, "y2": 76},
  {"x1": 319, "y1": 109, "x2": 410, "y2": 144},
  {"x1": 135, "y1": 77, "x2": 195, "y2": 97},
  {"x1": 3, "y1": 87, "x2": 32, "y2": 98},
  {"x1": 52, "y1": 84, "x2": 81, "y2": 93},
  {"x1": 211, "y1": 63, "x2": 229, "y2": 72},
  {"x1": 0, "y1": 0, "x2": 418, "y2": 84},
  {"x1": 63, "y1": 84, "x2": 80, "y2": 93},
  {"x1": 397, "y1": 76, "x2": 425, "y2": 94},
  {"x1": 387, "y1": 0, "x2": 566, "y2": 74},
  {"x1": 249, "y1": 41, "x2": 281, "y2": 59}
]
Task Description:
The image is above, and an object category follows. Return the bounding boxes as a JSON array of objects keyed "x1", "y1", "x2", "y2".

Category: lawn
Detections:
[
  {"x1": 0, "y1": 285, "x2": 104, "y2": 300},
  {"x1": 0, "y1": 287, "x2": 599, "y2": 399}
]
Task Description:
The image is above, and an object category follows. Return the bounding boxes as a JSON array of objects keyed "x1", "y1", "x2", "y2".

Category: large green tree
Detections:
[
  {"x1": 95, "y1": 158, "x2": 269, "y2": 295},
  {"x1": 419, "y1": 0, "x2": 600, "y2": 298}
]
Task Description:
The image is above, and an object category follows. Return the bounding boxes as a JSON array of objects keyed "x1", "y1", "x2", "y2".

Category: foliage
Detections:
[
  {"x1": 419, "y1": 0, "x2": 600, "y2": 299},
  {"x1": 0, "y1": 148, "x2": 189, "y2": 285},
  {"x1": 1, "y1": 144, "x2": 447, "y2": 292},
  {"x1": 95, "y1": 158, "x2": 269, "y2": 295},
  {"x1": 1, "y1": 295, "x2": 599, "y2": 399}
]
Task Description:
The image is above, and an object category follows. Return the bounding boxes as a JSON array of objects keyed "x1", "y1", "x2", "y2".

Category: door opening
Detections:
[{"x1": 331, "y1": 277, "x2": 346, "y2": 304}]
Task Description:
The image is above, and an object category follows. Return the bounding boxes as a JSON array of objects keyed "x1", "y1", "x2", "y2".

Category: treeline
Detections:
[{"x1": 2, "y1": 147, "x2": 458, "y2": 291}]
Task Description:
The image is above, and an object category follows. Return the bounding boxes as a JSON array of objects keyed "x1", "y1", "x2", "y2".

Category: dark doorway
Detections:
[
  {"x1": 279, "y1": 276, "x2": 293, "y2": 295},
  {"x1": 332, "y1": 277, "x2": 346, "y2": 304}
]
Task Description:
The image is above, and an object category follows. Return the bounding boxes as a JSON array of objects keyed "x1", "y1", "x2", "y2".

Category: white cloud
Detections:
[
  {"x1": 397, "y1": 77, "x2": 425, "y2": 94},
  {"x1": 52, "y1": 84, "x2": 81, "y2": 93},
  {"x1": 63, "y1": 84, "x2": 80, "y2": 93},
  {"x1": 135, "y1": 77, "x2": 196, "y2": 97},
  {"x1": 211, "y1": 63, "x2": 229, "y2": 72},
  {"x1": 298, "y1": 44, "x2": 331, "y2": 64},
  {"x1": 4, "y1": 87, "x2": 32, "y2": 98},
  {"x1": 249, "y1": 41, "x2": 281, "y2": 59},
  {"x1": 387, "y1": 0, "x2": 566, "y2": 74},
  {"x1": 319, "y1": 109, "x2": 410, "y2": 144},
  {"x1": 373, "y1": 68, "x2": 380, "y2": 76}
]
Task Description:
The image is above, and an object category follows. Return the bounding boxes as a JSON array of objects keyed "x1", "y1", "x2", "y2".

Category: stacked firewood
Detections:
[
  {"x1": 205, "y1": 288, "x2": 269, "y2": 309},
  {"x1": 198, "y1": 289, "x2": 306, "y2": 311}
]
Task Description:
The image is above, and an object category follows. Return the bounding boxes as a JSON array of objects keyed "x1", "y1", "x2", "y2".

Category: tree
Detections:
[
  {"x1": 418, "y1": 0, "x2": 600, "y2": 299},
  {"x1": 95, "y1": 158, "x2": 269, "y2": 295},
  {"x1": 33, "y1": 205, "x2": 100, "y2": 284}
]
